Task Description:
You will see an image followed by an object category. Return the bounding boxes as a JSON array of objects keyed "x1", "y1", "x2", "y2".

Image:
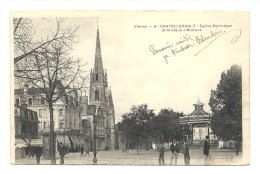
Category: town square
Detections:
[{"x1": 10, "y1": 11, "x2": 249, "y2": 166}]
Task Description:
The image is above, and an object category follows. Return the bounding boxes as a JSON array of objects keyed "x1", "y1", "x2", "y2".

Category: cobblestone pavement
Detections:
[{"x1": 15, "y1": 147, "x2": 243, "y2": 166}]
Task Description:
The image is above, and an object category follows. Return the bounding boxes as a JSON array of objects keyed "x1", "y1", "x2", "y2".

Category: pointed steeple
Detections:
[
  {"x1": 94, "y1": 19, "x2": 104, "y2": 73},
  {"x1": 109, "y1": 86, "x2": 114, "y2": 107}
]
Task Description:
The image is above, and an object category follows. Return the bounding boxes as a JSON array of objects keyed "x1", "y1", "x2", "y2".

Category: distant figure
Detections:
[
  {"x1": 169, "y1": 139, "x2": 179, "y2": 165},
  {"x1": 158, "y1": 143, "x2": 165, "y2": 165},
  {"x1": 85, "y1": 147, "x2": 90, "y2": 156},
  {"x1": 235, "y1": 140, "x2": 240, "y2": 155},
  {"x1": 182, "y1": 141, "x2": 190, "y2": 165},
  {"x1": 34, "y1": 146, "x2": 42, "y2": 165},
  {"x1": 203, "y1": 135, "x2": 211, "y2": 165},
  {"x1": 80, "y1": 145, "x2": 84, "y2": 157},
  {"x1": 59, "y1": 142, "x2": 66, "y2": 165},
  {"x1": 152, "y1": 143, "x2": 156, "y2": 150}
]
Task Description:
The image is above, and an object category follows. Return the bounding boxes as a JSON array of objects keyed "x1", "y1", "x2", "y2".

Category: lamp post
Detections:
[
  {"x1": 182, "y1": 126, "x2": 184, "y2": 141},
  {"x1": 92, "y1": 116, "x2": 98, "y2": 164}
]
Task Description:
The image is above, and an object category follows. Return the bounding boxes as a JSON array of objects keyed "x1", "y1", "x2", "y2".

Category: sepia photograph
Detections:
[{"x1": 10, "y1": 10, "x2": 250, "y2": 166}]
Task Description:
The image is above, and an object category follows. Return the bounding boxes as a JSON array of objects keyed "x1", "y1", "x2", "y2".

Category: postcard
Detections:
[{"x1": 10, "y1": 11, "x2": 250, "y2": 166}]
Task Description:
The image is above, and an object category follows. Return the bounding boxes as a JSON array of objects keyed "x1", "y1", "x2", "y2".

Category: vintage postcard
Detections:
[{"x1": 11, "y1": 11, "x2": 250, "y2": 166}]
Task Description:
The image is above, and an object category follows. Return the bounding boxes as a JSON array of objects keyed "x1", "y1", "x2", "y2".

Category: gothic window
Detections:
[
  {"x1": 28, "y1": 98, "x2": 32, "y2": 105},
  {"x1": 95, "y1": 89, "x2": 99, "y2": 100},
  {"x1": 96, "y1": 74, "x2": 98, "y2": 81},
  {"x1": 93, "y1": 76, "x2": 95, "y2": 81}
]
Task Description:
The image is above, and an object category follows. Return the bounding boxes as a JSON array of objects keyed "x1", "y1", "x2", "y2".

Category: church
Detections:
[{"x1": 81, "y1": 23, "x2": 116, "y2": 150}]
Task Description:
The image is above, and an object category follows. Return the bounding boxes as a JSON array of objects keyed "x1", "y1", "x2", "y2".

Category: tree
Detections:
[
  {"x1": 13, "y1": 17, "x2": 79, "y2": 64},
  {"x1": 121, "y1": 104, "x2": 155, "y2": 154},
  {"x1": 209, "y1": 64, "x2": 242, "y2": 142},
  {"x1": 14, "y1": 18, "x2": 88, "y2": 164},
  {"x1": 150, "y1": 108, "x2": 184, "y2": 143}
]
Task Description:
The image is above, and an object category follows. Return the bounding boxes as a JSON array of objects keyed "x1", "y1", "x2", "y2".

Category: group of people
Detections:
[{"x1": 159, "y1": 135, "x2": 211, "y2": 166}]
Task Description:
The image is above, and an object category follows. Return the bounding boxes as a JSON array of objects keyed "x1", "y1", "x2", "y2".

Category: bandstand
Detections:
[{"x1": 180, "y1": 98, "x2": 216, "y2": 146}]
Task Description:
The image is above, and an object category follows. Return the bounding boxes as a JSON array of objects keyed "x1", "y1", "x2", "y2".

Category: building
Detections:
[
  {"x1": 14, "y1": 104, "x2": 41, "y2": 158},
  {"x1": 14, "y1": 83, "x2": 84, "y2": 158},
  {"x1": 87, "y1": 25, "x2": 116, "y2": 150},
  {"x1": 179, "y1": 98, "x2": 218, "y2": 146}
]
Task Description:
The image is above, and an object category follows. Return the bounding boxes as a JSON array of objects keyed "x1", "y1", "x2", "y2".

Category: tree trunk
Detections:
[
  {"x1": 136, "y1": 137, "x2": 140, "y2": 155},
  {"x1": 49, "y1": 102, "x2": 56, "y2": 164}
]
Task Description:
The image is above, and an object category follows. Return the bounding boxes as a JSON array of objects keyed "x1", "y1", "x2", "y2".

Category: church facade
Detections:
[{"x1": 88, "y1": 26, "x2": 116, "y2": 150}]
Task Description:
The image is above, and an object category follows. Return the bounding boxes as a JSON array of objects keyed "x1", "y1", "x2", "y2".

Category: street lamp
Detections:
[
  {"x1": 182, "y1": 126, "x2": 184, "y2": 141},
  {"x1": 92, "y1": 116, "x2": 98, "y2": 164}
]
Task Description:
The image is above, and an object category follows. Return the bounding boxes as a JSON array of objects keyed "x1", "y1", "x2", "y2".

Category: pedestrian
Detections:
[
  {"x1": 235, "y1": 140, "x2": 240, "y2": 155},
  {"x1": 203, "y1": 135, "x2": 211, "y2": 165},
  {"x1": 80, "y1": 145, "x2": 84, "y2": 157},
  {"x1": 158, "y1": 142, "x2": 165, "y2": 165},
  {"x1": 34, "y1": 146, "x2": 42, "y2": 165},
  {"x1": 85, "y1": 147, "x2": 90, "y2": 156},
  {"x1": 182, "y1": 140, "x2": 190, "y2": 165},
  {"x1": 59, "y1": 142, "x2": 66, "y2": 165},
  {"x1": 169, "y1": 139, "x2": 180, "y2": 165}
]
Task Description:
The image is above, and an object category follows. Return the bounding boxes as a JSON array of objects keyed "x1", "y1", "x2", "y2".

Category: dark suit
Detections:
[
  {"x1": 182, "y1": 143, "x2": 190, "y2": 165},
  {"x1": 59, "y1": 146, "x2": 66, "y2": 165},
  {"x1": 203, "y1": 139, "x2": 210, "y2": 164}
]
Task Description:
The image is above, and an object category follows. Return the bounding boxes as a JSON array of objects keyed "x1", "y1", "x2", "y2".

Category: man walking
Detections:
[
  {"x1": 158, "y1": 143, "x2": 165, "y2": 165},
  {"x1": 59, "y1": 142, "x2": 66, "y2": 165},
  {"x1": 34, "y1": 146, "x2": 42, "y2": 165},
  {"x1": 182, "y1": 140, "x2": 190, "y2": 165},
  {"x1": 235, "y1": 140, "x2": 240, "y2": 155},
  {"x1": 203, "y1": 135, "x2": 211, "y2": 165},
  {"x1": 169, "y1": 139, "x2": 179, "y2": 165},
  {"x1": 85, "y1": 147, "x2": 90, "y2": 156},
  {"x1": 80, "y1": 145, "x2": 84, "y2": 157}
]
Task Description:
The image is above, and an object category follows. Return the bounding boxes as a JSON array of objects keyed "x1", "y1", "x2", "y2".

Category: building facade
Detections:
[
  {"x1": 88, "y1": 26, "x2": 116, "y2": 150},
  {"x1": 14, "y1": 84, "x2": 84, "y2": 158},
  {"x1": 14, "y1": 104, "x2": 41, "y2": 158}
]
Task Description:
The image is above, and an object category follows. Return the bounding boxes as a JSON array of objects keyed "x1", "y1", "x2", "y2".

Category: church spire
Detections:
[
  {"x1": 109, "y1": 86, "x2": 114, "y2": 107},
  {"x1": 94, "y1": 19, "x2": 103, "y2": 73}
]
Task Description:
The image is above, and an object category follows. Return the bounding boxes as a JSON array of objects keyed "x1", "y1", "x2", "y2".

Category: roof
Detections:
[
  {"x1": 189, "y1": 110, "x2": 209, "y2": 116},
  {"x1": 15, "y1": 88, "x2": 45, "y2": 95},
  {"x1": 14, "y1": 105, "x2": 37, "y2": 113},
  {"x1": 193, "y1": 98, "x2": 204, "y2": 106}
]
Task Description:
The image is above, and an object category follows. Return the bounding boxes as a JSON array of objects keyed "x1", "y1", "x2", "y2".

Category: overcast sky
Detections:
[{"x1": 27, "y1": 11, "x2": 249, "y2": 123}]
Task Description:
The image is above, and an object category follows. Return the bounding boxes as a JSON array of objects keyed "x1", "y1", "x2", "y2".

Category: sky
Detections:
[{"x1": 23, "y1": 11, "x2": 249, "y2": 123}]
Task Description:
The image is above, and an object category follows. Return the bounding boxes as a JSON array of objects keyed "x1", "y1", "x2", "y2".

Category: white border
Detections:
[{"x1": 1, "y1": 1, "x2": 259, "y2": 174}]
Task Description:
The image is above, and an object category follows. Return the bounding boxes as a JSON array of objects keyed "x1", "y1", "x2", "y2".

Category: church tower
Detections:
[{"x1": 89, "y1": 22, "x2": 115, "y2": 150}]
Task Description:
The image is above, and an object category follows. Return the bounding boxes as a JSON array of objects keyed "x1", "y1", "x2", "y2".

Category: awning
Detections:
[
  {"x1": 77, "y1": 135, "x2": 84, "y2": 144},
  {"x1": 56, "y1": 135, "x2": 71, "y2": 147},
  {"x1": 30, "y1": 139, "x2": 43, "y2": 147},
  {"x1": 70, "y1": 134, "x2": 81, "y2": 146},
  {"x1": 68, "y1": 134, "x2": 76, "y2": 146},
  {"x1": 15, "y1": 139, "x2": 28, "y2": 148}
]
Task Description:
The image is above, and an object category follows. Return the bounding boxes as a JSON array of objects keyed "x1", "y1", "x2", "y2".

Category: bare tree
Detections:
[
  {"x1": 14, "y1": 18, "x2": 88, "y2": 164},
  {"x1": 13, "y1": 17, "x2": 79, "y2": 64}
]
